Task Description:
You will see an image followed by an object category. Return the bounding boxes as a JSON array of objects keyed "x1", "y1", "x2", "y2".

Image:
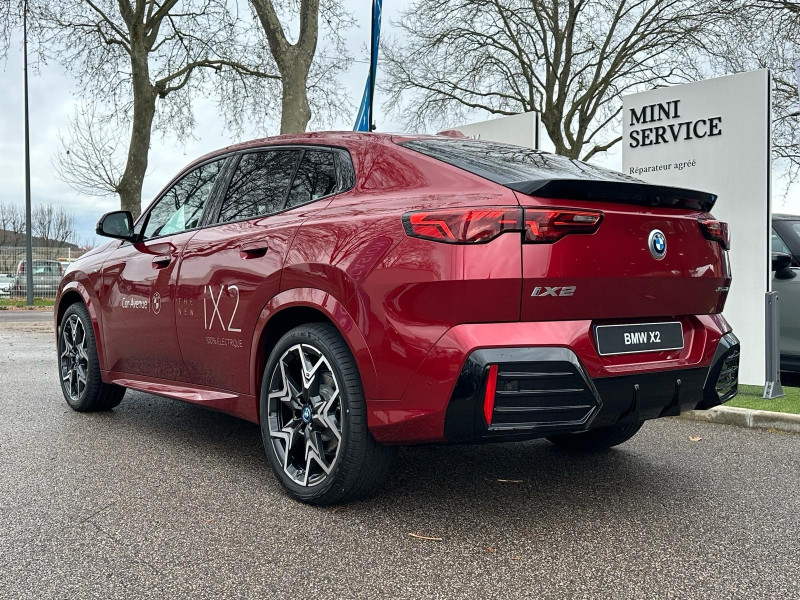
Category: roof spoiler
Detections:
[{"x1": 506, "y1": 179, "x2": 717, "y2": 212}]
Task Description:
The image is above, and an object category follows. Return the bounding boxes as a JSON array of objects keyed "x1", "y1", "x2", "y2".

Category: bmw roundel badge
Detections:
[
  {"x1": 302, "y1": 405, "x2": 313, "y2": 423},
  {"x1": 648, "y1": 229, "x2": 667, "y2": 260}
]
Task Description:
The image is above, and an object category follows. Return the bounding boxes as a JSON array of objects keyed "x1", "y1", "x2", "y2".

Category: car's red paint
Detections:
[{"x1": 55, "y1": 132, "x2": 734, "y2": 444}]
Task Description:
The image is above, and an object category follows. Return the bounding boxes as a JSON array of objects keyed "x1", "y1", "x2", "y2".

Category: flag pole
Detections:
[{"x1": 368, "y1": 0, "x2": 377, "y2": 131}]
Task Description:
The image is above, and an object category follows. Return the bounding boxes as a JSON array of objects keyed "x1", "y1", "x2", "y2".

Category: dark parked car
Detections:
[
  {"x1": 14, "y1": 259, "x2": 64, "y2": 297},
  {"x1": 772, "y1": 213, "x2": 800, "y2": 371},
  {"x1": 54, "y1": 133, "x2": 738, "y2": 504}
]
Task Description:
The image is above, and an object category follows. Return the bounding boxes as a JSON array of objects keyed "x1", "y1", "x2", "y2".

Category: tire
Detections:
[
  {"x1": 546, "y1": 421, "x2": 644, "y2": 452},
  {"x1": 58, "y1": 302, "x2": 125, "y2": 412},
  {"x1": 259, "y1": 323, "x2": 395, "y2": 505}
]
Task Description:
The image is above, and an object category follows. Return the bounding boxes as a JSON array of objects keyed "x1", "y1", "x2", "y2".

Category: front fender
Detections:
[
  {"x1": 249, "y1": 288, "x2": 381, "y2": 401},
  {"x1": 56, "y1": 277, "x2": 107, "y2": 373}
]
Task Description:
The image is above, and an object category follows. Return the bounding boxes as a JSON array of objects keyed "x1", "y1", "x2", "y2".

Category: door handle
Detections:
[
  {"x1": 152, "y1": 255, "x2": 171, "y2": 269},
  {"x1": 239, "y1": 244, "x2": 268, "y2": 259}
]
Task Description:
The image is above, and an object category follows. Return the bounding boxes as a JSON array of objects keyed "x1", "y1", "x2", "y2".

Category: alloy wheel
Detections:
[
  {"x1": 267, "y1": 343, "x2": 343, "y2": 487},
  {"x1": 60, "y1": 314, "x2": 89, "y2": 403}
]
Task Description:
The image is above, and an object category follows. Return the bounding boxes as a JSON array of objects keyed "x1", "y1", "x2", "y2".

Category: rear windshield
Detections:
[
  {"x1": 400, "y1": 137, "x2": 715, "y2": 211},
  {"x1": 400, "y1": 138, "x2": 637, "y2": 186}
]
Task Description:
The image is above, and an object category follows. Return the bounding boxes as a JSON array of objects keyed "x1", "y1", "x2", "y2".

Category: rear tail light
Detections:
[
  {"x1": 699, "y1": 219, "x2": 730, "y2": 250},
  {"x1": 402, "y1": 209, "x2": 521, "y2": 243},
  {"x1": 403, "y1": 208, "x2": 602, "y2": 244},
  {"x1": 524, "y1": 209, "x2": 603, "y2": 243},
  {"x1": 17, "y1": 263, "x2": 24, "y2": 274}
]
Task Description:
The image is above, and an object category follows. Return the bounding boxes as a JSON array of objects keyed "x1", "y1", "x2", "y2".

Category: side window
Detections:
[
  {"x1": 218, "y1": 150, "x2": 300, "y2": 222},
  {"x1": 772, "y1": 227, "x2": 790, "y2": 254},
  {"x1": 143, "y1": 159, "x2": 223, "y2": 240},
  {"x1": 285, "y1": 150, "x2": 338, "y2": 209}
]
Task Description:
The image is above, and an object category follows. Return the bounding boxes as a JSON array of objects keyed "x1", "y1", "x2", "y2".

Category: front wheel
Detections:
[
  {"x1": 58, "y1": 302, "x2": 125, "y2": 411},
  {"x1": 546, "y1": 421, "x2": 644, "y2": 452},
  {"x1": 259, "y1": 323, "x2": 395, "y2": 505}
]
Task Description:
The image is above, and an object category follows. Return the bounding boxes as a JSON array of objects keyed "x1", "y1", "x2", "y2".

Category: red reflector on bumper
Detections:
[{"x1": 483, "y1": 364, "x2": 498, "y2": 425}]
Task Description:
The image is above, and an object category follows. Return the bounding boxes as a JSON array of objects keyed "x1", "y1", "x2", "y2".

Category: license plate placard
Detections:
[{"x1": 595, "y1": 321, "x2": 684, "y2": 356}]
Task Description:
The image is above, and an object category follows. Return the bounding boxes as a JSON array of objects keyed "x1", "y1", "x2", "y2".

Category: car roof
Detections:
[
  {"x1": 189, "y1": 131, "x2": 431, "y2": 168},
  {"x1": 773, "y1": 213, "x2": 800, "y2": 221}
]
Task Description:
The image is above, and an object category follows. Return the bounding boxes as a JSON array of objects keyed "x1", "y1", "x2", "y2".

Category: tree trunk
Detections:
[
  {"x1": 279, "y1": 60, "x2": 312, "y2": 134},
  {"x1": 117, "y1": 49, "x2": 156, "y2": 219}
]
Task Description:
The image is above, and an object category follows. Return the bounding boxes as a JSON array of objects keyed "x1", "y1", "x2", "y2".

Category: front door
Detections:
[{"x1": 100, "y1": 158, "x2": 225, "y2": 382}]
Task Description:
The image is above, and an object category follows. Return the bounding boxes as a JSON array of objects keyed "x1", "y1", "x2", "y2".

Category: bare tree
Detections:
[
  {"x1": 54, "y1": 106, "x2": 126, "y2": 198},
  {"x1": 0, "y1": 0, "x2": 23, "y2": 58},
  {"x1": 248, "y1": 0, "x2": 353, "y2": 134},
  {"x1": 384, "y1": 0, "x2": 721, "y2": 160},
  {"x1": 0, "y1": 201, "x2": 26, "y2": 247},
  {"x1": 39, "y1": 0, "x2": 282, "y2": 218},
  {"x1": 707, "y1": 0, "x2": 799, "y2": 184},
  {"x1": 32, "y1": 203, "x2": 76, "y2": 248}
]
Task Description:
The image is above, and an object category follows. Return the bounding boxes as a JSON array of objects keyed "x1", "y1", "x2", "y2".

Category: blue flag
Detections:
[{"x1": 354, "y1": 0, "x2": 383, "y2": 132}]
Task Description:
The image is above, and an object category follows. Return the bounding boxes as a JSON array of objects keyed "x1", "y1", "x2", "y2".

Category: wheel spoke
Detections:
[
  {"x1": 69, "y1": 368, "x2": 78, "y2": 400},
  {"x1": 268, "y1": 358, "x2": 303, "y2": 411},
  {"x1": 312, "y1": 387, "x2": 341, "y2": 441},
  {"x1": 304, "y1": 428, "x2": 331, "y2": 474}
]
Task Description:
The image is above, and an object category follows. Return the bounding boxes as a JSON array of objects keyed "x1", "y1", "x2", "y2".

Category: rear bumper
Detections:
[
  {"x1": 444, "y1": 333, "x2": 739, "y2": 443},
  {"x1": 366, "y1": 317, "x2": 737, "y2": 444}
]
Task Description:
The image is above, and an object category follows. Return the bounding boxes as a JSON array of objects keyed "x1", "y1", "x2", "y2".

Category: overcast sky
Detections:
[{"x1": 0, "y1": 0, "x2": 796, "y2": 245}]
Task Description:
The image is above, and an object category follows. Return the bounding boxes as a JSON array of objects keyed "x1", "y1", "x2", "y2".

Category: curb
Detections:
[{"x1": 679, "y1": 406, "x2": 800, "y2": 434}]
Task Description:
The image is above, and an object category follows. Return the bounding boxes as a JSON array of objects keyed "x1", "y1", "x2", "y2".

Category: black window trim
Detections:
[
  {"x1": 208, "y1": 144, "x2": 355, "y2": 227},
  {"x1": 130, "y1": 155, "x2": 232, "y2": 244}
]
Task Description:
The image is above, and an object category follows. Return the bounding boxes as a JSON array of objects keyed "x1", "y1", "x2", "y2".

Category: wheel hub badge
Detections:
[{"x1": 301, "y1": 405, "x2": 312, "y2": 423}]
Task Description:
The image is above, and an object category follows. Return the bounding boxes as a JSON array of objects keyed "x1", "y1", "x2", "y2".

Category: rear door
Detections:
[
  {"x1": 100, "y1": 158, "x2": 225, "y2": 381},
  {"x1": 175, "y1": 147, "x2": 341, "y2": 393}
]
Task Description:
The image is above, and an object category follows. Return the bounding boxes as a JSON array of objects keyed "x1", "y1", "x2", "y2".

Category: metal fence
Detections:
[{"x1": 0, "y1": 246, "x2": 85, "y2": 302}]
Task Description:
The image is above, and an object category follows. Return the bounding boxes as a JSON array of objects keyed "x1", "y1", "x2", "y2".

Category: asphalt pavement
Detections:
[
  {"x1": 0, "y1": 308, "x2": 54, "y2": 323},
  {"x1": 1, "y1": 313, "x2": 799, "y2": 599}
]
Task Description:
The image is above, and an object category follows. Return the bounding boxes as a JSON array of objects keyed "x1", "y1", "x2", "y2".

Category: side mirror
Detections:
[
  {"x1": 772, "y1": 252, "x2": 796, "y2": 280},
  {"x1": 96, "y1": 211, "x2": 135, "y2": 241}
]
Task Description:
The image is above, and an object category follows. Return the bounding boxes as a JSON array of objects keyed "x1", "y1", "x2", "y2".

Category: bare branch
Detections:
[{"x1": 54, "y1": 105, "x2": 125, "y2": 198}]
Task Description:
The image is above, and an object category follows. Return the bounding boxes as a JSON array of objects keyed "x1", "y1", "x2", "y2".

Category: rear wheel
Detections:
[
  {"x1": 58, "y1": 302, "x2": 125, "y2": 411},
  {"x1": 546, "y1": 421, "x2": 644, "y2": 451},
  {"x1": 259, "y1": 323, "x2": 395, "y2": 505}
]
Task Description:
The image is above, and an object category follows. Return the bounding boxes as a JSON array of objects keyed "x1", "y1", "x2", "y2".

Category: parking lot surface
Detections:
[{"x1": 1, "y1": 312, "x2": 799, "y2": 599}]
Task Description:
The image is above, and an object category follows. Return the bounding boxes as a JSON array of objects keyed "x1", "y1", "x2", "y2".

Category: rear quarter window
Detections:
[{"x1": 285, "y1": 150, "x2": 338, "y2": 209}]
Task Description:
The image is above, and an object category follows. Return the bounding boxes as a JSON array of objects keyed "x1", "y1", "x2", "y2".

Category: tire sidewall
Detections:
[{"x1": 259, "y1": 325, "x2": 361, "y2": 503}]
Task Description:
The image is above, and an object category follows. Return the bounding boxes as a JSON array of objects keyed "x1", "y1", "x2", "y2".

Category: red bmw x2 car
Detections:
[{"x1": 55, "y1": 133, "x2": 739, "y2": 504}]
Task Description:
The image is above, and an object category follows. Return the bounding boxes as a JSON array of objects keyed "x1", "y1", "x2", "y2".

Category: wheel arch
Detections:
[
  {"x1": 56, "y1": 281, "x2": 107, "y2": 372},
  {"x1": 250, "y1": 288, "x2": 380, "y2": 419}
]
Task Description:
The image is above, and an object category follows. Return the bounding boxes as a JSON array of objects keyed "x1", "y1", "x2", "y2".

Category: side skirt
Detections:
[{"x1": 103, "y1": 370, "x2": 259, "y2": 423}]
